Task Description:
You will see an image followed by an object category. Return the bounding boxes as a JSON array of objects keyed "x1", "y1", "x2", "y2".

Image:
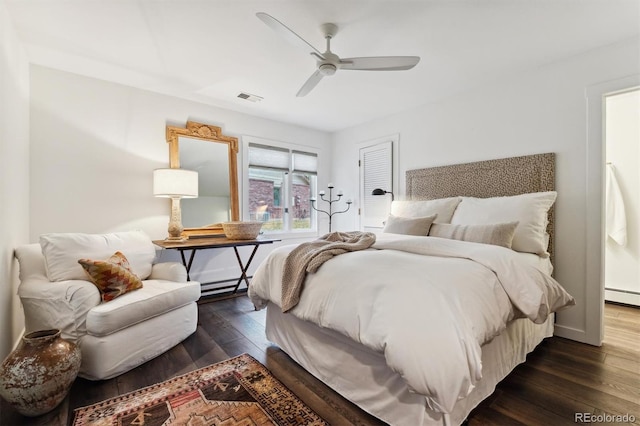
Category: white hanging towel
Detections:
[{"x1": 606, "y1": 163, "x2": 627, "y2": 246}]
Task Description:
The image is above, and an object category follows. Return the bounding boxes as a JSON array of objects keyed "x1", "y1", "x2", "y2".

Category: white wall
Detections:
[
  {"x1": 331, "y1": 37, "x2": 640, "y2": 345},
  {"x1": 605, "y1": 89, "x2": 640, "y2": 305},
  {"x1": 18, "y1": 32, "x2": 640, "y2": 349},
  {"x1": 29, "y1": 66, "x2": 330, "y2": 285},
  {"x1": 0, "y1": 2, "x2": 30, "y2": 358}
]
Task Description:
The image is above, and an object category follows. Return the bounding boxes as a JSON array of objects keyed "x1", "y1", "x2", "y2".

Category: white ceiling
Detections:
[{"x1": 5, "y1": 0, "x2": 640, "y2": 132}]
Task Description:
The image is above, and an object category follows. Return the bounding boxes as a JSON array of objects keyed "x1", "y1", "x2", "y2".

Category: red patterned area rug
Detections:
[{"x1": 72, "y1": 354, "x2": 328, "y2": 425}]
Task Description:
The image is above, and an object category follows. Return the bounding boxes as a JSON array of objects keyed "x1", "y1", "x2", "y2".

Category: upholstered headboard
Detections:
[{"x1": 406, "y1": 152, "x2": 555, "y2": 261}]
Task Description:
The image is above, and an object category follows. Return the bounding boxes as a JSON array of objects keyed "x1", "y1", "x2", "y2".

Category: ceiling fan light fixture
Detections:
[{"x1": 318, "y1": 63, "x2": 337, "y2": 76}]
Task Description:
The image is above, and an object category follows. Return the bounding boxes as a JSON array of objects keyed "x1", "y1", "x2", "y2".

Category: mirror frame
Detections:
[{"x1": 166, "y1": 120, "x2": 239, "y2": 237}]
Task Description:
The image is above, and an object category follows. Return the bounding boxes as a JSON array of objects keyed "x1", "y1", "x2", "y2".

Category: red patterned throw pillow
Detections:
[{"x1": 78, "y1": 251, "x2": 143, "y2": 302}]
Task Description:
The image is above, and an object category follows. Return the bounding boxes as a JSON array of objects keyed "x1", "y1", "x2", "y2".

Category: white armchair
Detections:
[{"x1": 14, "y1": 231, "x2": 201, "y2": 380}]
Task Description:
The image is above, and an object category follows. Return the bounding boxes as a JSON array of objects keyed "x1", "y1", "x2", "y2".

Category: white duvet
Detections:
[{"x1": 248, "y1": 233, "x2": 574, "y2": 414}]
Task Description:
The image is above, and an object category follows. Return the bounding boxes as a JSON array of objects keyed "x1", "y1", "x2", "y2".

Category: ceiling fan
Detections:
[{"x1": 256, "y1": 12, "x2": 420, "y2": 97}]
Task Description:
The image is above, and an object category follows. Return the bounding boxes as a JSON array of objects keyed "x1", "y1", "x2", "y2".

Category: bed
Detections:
[{"x1": 248, "y1": 153, "x2": 575, "y2": 426}]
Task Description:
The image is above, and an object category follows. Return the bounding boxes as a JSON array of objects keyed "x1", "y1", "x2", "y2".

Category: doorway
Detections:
[
  {"x1": 585, "y1": 75, "x2": 639, "y2": 346},
  {"x1": 604, "y1": 89, "x2": 640, "y2": 307},
  {"x1": 357, "y1": 134, "x2": 399, "y2": 233}
]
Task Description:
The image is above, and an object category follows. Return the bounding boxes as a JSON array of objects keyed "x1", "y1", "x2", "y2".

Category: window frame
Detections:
[{"x1": 242, "y1": 136, "x2": 320, "y2": 239}]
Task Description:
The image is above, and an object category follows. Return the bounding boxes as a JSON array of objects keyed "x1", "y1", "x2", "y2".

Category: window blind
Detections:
[
  {"x1": 248, "y1": 143, "x2": 290, "y2": 172},
  {"x1": 292, "y1": 150, "x2": 318, "y2": 174}
]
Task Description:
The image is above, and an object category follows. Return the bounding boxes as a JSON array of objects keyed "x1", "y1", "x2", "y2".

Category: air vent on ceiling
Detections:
[{"x1": 237, "y1": 92, "x2": 263, "y2": 103}]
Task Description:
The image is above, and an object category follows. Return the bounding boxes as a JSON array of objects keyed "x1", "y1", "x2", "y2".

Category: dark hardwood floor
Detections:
[
  {"x1": 1, "y1": 299, "x2": 638, "y2": 426},
  {"x1": 468, "y1": 302, "x2": 640, "y2": 425}
]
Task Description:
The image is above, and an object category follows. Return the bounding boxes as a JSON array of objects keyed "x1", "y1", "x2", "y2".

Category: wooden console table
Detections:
[{"x1": 153, "y1": 237, "x2": 280, "y2": 298}]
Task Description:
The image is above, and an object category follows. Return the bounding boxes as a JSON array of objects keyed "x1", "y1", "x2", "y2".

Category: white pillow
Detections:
[
  {"x1": 450, "y1": 191, "x2": 556, "y2": 257},
  {"x1": 390, "y1": 197, "x2": 461, "y2": 224},
  {"x1": 39, "y1": 230, "x2": 156, "y2": 281},
  {"x1": 383, "y1": 214, "x2": 437, "y2": 236}
]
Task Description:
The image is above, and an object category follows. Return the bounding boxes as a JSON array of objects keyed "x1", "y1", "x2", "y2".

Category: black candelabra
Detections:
[{"x1": 310, "y1": 183, "x2": 352, "y2": 232}]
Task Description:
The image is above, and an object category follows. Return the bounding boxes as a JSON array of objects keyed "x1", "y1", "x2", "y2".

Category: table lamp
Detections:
[{"x1": 154, "y1": 168, "x2": 198, "y2": 241}]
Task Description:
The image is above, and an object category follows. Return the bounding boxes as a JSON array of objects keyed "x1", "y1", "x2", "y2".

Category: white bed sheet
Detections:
[
  {"x1": 266, "y1": 302, "x2": 554, "y2": 426},
  {"x1": 517, "y1": 250, "x2": 554, "y2": 276},
  {"x1": 251, "y1": 235, "x2": 573, "y2": 414}
]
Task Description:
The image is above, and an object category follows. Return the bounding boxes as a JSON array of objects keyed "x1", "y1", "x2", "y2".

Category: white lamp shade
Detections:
[{"x1": 153, "y1": 168, "x2": 198, "y2": 198}]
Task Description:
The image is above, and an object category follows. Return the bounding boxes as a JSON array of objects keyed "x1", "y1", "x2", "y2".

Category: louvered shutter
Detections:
[{"x1": 359, "y1": 141, "x2": 393, "y2": 229}]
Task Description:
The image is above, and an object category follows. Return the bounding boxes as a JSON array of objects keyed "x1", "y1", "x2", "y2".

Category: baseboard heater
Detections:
[
  {"x1": 605, "y1": 287, "x2": 640, "y2": 307},
  {"x1": 200, "y1": 276, "x2": 254, "y2": 298},
  {"x1": 605, "y1": 287, "x2": 640, "y2": 296}
]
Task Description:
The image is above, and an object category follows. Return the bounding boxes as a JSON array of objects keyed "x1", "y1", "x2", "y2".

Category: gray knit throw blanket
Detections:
[{"x1": 281, "y1": 231, "x2": 376, "y2": 312}]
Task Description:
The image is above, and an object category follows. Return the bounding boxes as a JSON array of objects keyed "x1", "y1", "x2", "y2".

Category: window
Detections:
[{"x1": 245, "y1": 139, "x2": 318, "y2": 235}]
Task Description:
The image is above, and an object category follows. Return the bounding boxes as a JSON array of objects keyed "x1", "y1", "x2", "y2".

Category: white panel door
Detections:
[{"x1": 359, "y1": 140, "x2": 393, "y2": 231}]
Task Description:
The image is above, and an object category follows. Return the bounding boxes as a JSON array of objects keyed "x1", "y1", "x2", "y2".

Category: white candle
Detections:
[
  {"x1": 327, "y1": 182, "x2": 334, "y2": 188},
  {"x1": 347, "y1": 198, "x2": 352, "y2": 204},
  {"x1": 319, "y1": 190, "x2": 325, "y2": 196},
  {"x1": 337, "y1": 189, "x2": 344, "y2": 196}
]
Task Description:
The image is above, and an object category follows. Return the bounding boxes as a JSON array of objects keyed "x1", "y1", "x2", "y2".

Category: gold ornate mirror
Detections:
[{"x1": 166, "y1": 121, "x2": 239, "y2": 237}]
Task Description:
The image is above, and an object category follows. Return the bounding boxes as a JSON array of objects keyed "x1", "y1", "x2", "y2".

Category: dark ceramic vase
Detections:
[{"x1": 0, "y1": 329, "x2": 81, "y2": 416}]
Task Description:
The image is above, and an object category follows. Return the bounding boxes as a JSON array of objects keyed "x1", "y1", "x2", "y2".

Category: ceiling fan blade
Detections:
[
  {"x1": 256, "y1": 12, "x2": 324, "y2": 58},
  {"x1": 296, "y1": 70, "x2": 324, "y2": 97},
  {"x1": 340, "y1": 56, "x2": 420, "y2": 71}
]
